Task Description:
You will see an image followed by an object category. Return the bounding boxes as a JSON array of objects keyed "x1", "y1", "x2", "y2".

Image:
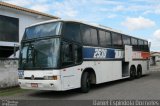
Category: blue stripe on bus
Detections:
[
  {"x1": 83, "y1": 48, "x2": 95, "y2": 58},
  {"x1": 106, "y1": 49, "x2": 115, "y2": 58},
  {"x1": 83, "y1": 47, "x2": 116, "y2": 59}
]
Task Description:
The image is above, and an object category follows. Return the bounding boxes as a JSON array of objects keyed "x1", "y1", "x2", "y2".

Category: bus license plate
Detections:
[{"x1": 31, "y1": 83, "x2": 38, "y2": 88}]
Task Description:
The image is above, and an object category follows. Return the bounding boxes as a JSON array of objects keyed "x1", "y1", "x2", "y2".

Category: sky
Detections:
[{"x1": 3, "y1": 0, "x2": 160, "y2": 51}]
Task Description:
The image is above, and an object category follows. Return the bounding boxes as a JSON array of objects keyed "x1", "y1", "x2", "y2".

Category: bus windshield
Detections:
[
  {"x1": 19, "y1": 38, "x2": 60, "y2": 69},
  {"x1": 23, "y1": 22, "x2": 62, "y2": 40}
]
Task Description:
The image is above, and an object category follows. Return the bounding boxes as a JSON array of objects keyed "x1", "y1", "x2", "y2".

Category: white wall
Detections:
[
  {"x1": 151, "y1": 53, "x2": 160, "y2": 62},
  {"x1": 0, "y1": 7, "x2": 54, "y2": 88},
  {"x1": 155, "y1": 56, "x2": 160, "y2": 62},
  {"x1": 0, "y1": 7, "x2": 52, "y2": 46},
  {"x1": 0, "y1": 59, "x2": 18, "y2": 88}
]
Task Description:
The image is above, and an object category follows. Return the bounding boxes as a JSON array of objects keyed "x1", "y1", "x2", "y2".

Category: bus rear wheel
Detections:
[
  {"x1": 137, "y1": 65, "x2": 142, "y2": 78},
  {"x1": 130, "y1": 66, "x2": 136, "y2": 80},
  {"x1": 81, "y1": 72, "x2": 91, "y2": 93}
]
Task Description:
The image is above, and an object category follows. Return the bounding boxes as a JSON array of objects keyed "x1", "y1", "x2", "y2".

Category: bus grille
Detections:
[{"x1": 24, "y1": 77, "x2": 44, "y2": 80}]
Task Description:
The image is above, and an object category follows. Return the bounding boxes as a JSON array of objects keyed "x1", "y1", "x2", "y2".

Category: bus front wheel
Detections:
[{"x1": 81, "y1": 72, "x2": 91, "y2": 93}]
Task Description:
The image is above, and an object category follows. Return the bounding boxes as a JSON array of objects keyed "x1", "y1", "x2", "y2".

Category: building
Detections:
[
  {"x1": 0, "y1": 1, "x2": 59, "y2": 58},
  {"x1": 0, "y1": 1, "x2": 59, "y2": 88},
  {"x1": 150, "y1": 52, "x2": 160, "y2": 65}
]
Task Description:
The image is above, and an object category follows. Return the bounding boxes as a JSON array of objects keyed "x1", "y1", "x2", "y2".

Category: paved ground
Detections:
[{"x1": 0, "y1": 64, "x2": 160, "y2": 101}]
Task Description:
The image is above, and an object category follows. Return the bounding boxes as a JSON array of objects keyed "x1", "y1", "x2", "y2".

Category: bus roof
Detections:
[{"x1": 27, "y1": 19, "x2": 148, "y2": 41}]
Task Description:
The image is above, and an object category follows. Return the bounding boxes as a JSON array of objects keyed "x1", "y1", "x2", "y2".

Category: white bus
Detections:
[{"x1": 18, "y1": 19, "x2": 150, "y2": 93}]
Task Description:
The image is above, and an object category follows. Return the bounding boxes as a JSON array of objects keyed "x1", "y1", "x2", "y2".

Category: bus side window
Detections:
[
  {"x1": 122, "y1": 35, "x2": 131, "y2": 45},
  {"x1": 99, "y1": 30, "x2": 112, "y2": 47},
  {"x1": 74, "y1": 45, "x2": 82, "y2": 64},
  {"x1": 63, "y1": 22, "x2": 81, "y2": 43},
  {"x1": 131, "y1": 37, "x2": 138, "y2": 51},
  {"x1": 112, "y1": 32, "x2": 123, "y2": 48},
  {"x1": 61, "y1": 42, "x2": 74, "y2": 66},
  {"x1": 81, "y1": 25, "x2": 92, "y2": 45},
  {"x1": 144, "y1": 41, "x2": 149, "y2": 52},
  {"x1": 138, "y1": 39, "x2": 144, "y2": 51},
  {"x1": 90, "y1": 28, "x2": 98, "y2": 46}
]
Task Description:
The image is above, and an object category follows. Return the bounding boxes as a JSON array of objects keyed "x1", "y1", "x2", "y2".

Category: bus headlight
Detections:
[{"x1": 44, "y1": 76, "x2": 58, "y2": 80}]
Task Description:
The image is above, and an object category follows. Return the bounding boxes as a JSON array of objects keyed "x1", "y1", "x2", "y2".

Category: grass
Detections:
[{"x1": 0, "y1": 87, "x2": 30, "y2": 96}]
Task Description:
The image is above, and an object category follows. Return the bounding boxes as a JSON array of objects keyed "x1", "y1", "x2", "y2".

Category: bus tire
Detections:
[
  {"x1": 137, "y1": 65, "x2": 142, "y2": 78},
  {"x1": 130, "y1": 66, "x2": 136, "y2": 80},
  {"x1": 81, "y1": 72, "x2": 90, "y2": 93}
]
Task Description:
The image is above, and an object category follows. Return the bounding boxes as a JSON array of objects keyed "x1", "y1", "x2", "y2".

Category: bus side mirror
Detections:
[
  {"x1": 14, "y1": 44, "x2": 20, "y2": 58},
  {"x1": 149, "y1": 42, "x2": 151, "y2": 49}
]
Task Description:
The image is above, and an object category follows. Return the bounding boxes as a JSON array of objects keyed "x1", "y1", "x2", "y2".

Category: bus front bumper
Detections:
[{"x1": 18, "y1": 79, "x2": 62, "y2": 91}]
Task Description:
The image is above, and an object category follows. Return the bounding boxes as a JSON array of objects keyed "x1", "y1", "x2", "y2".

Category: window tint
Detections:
[
  {"x1": 64, "y1": 22, "x2": 81, "y2": 43},
  {"x1": 144, "y1": 41, "x2": 149, "y2": 52},
  {"x1": 99, "y1": 30, "x2": 106, "y2": 46},
  {"x1": 74, "y1": 45, "x2": 82, "y2": 64},
  {"x1": 131, "y1": 38, "x2": 138, "y2": 50},
  {"x1": 99, "y1": 30, "x2": 111, "y2": 47},
  {"x1": 61, "y1": 42, "x2": 74, "y2": 66},
  {"x1": 61, "y1": 41, "x2": 82, "y2": 67},
  {"x1": 106, "y1": 32, "x2": 112, "y2": 46},
  {"x1": 24, "y1": 22, "x2": 61, "y2": 40},
  {"x1": 81, "y1": 25, "x2": 98, "y2": 46},
  {"x1": 0, "y1": 15, "x2": 19, "y2": 42},
  {"x1": 138, "y1": 39, "x2": 144, "y2": 51},
  {"x1": 81, "y1": 25, "x2": 91, "y2": 45},
  {"x1": 131, "y1": 38, "x2": 138, "y2": 45},
  {"x1": 90, "y1": 28, "x2": 98, "y2": 45},
  {"x1": 144, "y1": 41, "x2": 148, "y2": 45},
  {"x1": 112, "y1": 32, "x2": 122, "y2": 47},
  {"x1": 122, "y1": 35, "x2": 131, "y2": 45}
]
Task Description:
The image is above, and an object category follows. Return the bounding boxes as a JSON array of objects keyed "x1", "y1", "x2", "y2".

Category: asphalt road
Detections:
[{"x1": 1, "y1": 66, "x2": 160, "y2": 101}]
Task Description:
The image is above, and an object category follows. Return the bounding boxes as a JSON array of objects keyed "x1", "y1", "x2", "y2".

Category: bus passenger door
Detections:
[
  {"x1": 61, "y1": 41, "x2": 82, "y2": 89},
  {"x1": 122, "y1": 45, "x2": 132, "y2": 77},
  {"x1": 125, "y1": 45, "x2": 132, "y2": 62}
]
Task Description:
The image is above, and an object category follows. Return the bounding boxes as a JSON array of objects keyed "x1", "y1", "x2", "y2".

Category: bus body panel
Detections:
[
  {"x1": 24, "y1": 70, "x2": 61, "y2": 77},
  {"x1": 18, "y1": 48, "x2": 150, "y2": 91},
  {"x1": 18, "y1": 47, "x2": 150, "y2": 91},
  {"x1": 18, "y1": 59, "x2": 149, "y2": 91},
  {"x1": 60, "y1": 60, "x2": 122, "y2": 90},
  {"x1": 129, "y1": 60, "x2": 150, "y2": 75},
  {"x1": 18, "y1": 70, "x2": 62, "y2": 90},
  {"x1": 18, "y1": 79, "x2": 62, "y2": 91},
  {"x1": 61, "y1": 65, "x2": 82, "y2": 90},
  {"x1": 60, "y1": 59, "x2": 149, "y2": 91}
]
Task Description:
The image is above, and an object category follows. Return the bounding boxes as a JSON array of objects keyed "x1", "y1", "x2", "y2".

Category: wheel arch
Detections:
[
  {"x1": 130, "y1": 65, "x2": 136, "y2": 71},
  {"x1": 81, "y1": 67, "x2": 96, "y2": 84}
]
